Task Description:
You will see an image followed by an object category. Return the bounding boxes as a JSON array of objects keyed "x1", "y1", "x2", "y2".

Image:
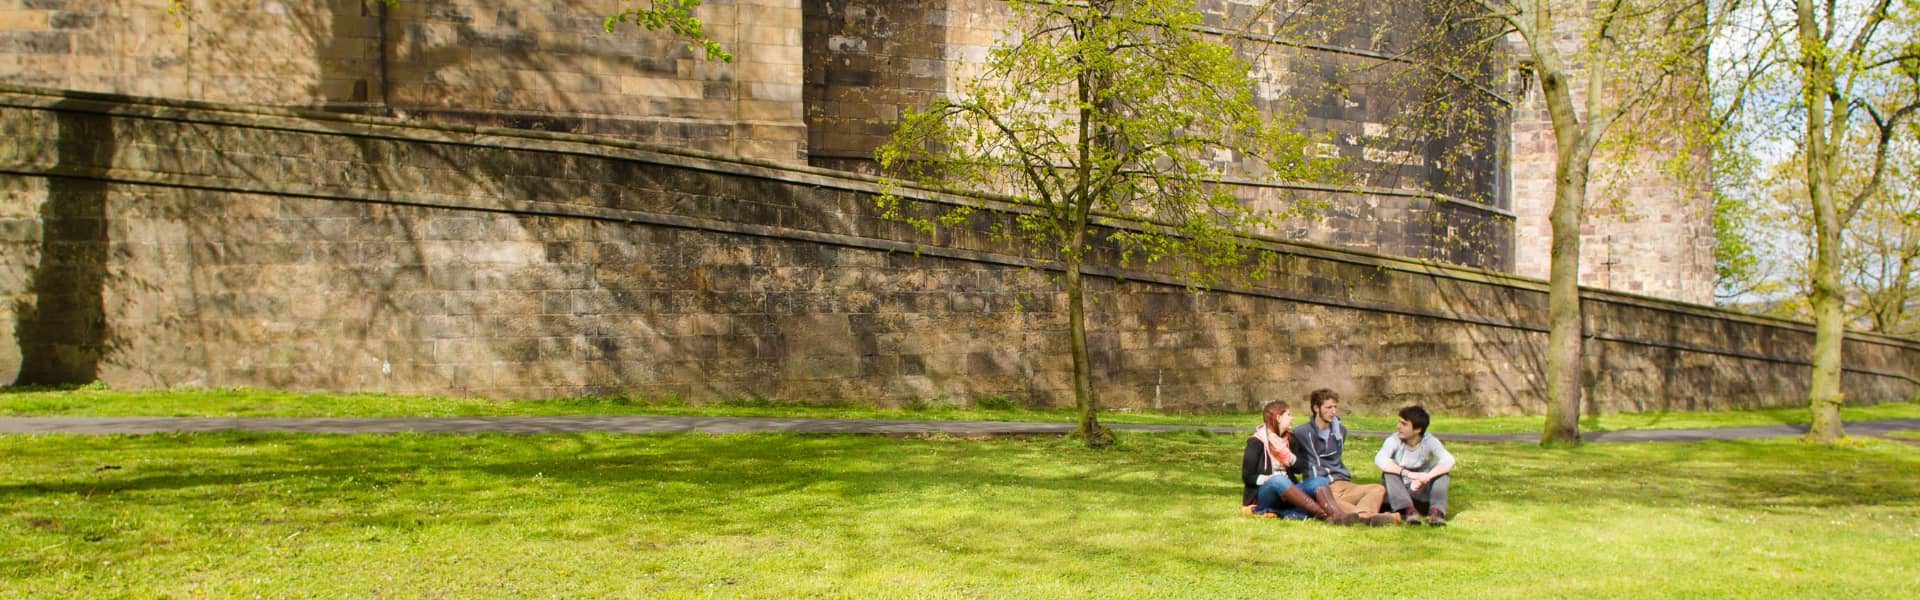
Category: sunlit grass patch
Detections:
[
  {"x1": 3, "y1": 385, "x2": 1918, "y2": 434},
  {"x1": 1, "y1": 431, "x2": 1916, "y2": 597}
]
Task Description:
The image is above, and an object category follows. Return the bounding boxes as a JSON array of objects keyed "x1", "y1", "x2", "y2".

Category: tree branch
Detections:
[{"x1": 1839, "y1": 100, "x2": 1920, "y2": 227}]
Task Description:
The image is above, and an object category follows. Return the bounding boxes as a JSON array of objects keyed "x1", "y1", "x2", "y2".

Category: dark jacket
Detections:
[
  {"x1": 1240, "y1": 435, "x2": 1297, "y2": 505},
  {"x1": 1287, "y1": 419, "x2": 1352, "y2": 482}
]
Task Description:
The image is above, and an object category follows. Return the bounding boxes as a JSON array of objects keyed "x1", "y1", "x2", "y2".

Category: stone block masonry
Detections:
[
  {"x1": 1504, "y1": 11, "x2": 1715, "y2": 304},
  {"x1": 0, "y1": 1, "x2": 1712, "y2": 303},
  {"x1": 0, "y1": 0, "x2": 809, "y2": 163},
  {"x1": 802, "y1": 0, "x2": 1518, "y2": 272},
  {"x1": 0, "y1": 86, "x2": 1912, "y2": 414}
]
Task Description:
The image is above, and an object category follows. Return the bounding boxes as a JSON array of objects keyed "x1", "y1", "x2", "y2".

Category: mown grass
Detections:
[
  {"x1": 1, "y1": 430, "x2": 1917, "y2": 598},
  {"x1": 4, "y1": 385, "x2": 1919, "y2": 434}
]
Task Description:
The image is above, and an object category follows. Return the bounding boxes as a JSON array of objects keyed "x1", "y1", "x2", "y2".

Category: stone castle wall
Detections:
[
  {"x1": 0, "y1": 0, "x2": 808, "y2": 161},
  {"x1": 1504, "y1": 16, "x2": 1716, "y2": 304},
  {"x1": 804, "y1": 0, "x2": 1516, "y2": 269},
  {"x1": 2, "y1": 87, "x2": 1911, "y2": 413},
  {"x1": 2, "y1": 0, "x2": 1525, "y2": 273},
  {"x1": 1509, "y1": 93, "x2": 1717, "y2": 305}
]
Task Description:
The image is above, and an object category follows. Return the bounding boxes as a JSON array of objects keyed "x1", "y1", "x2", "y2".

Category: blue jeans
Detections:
[{"x1": 1253, "y1": 476, "x2": 1332, "y2": 519}]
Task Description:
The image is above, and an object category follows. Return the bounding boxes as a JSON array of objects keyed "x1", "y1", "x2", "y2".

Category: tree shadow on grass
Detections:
[
  {"x1": 4, "y1": 434, "x2": 1916, "y2": 565},
  {"x1": 0, "y1": 434, "x2": 1187, "y2": 515},
  {"x1": 1457, "y1": 439, "x2": 1920, "y2": 515},
  {"x1": 1, "y1": 433, "x2": 1249, "y2": 577}
]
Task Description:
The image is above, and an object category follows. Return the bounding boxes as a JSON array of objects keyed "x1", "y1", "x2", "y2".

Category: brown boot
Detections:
[
  {"x1": 1314, "y1": 487, "x2": 1361, "y2": 525},
  {"x1": 1365, "y1": 512, "x2": 1403, "y2": 526},
  {"x1": 1278, "y1": 486, "x2": 1329, "y2": 521}
]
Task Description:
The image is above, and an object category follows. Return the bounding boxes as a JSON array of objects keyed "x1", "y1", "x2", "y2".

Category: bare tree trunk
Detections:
[
  {"x1": 1807, "y1": 267, "x2": 1848, "y2": 441},
  {"x1": 1799, "y1": 0, "x2": 1846, "y2": 442},
  {"x1": 1542, "y1": 149, "x2": 1587, "y2": 446},
  {"x1": 1805, "y1": 140, "x2": 1848, "y2": 441},
  {"x1": 1534, "y1": 50, "x2": 1591, "y2": 445},
  {"x1": 1066, "y1": 40, "x2": 1113, "y2": 449},
  {"x1": 1064, "y1": 257, "x2": 1113, "y2": 447}
]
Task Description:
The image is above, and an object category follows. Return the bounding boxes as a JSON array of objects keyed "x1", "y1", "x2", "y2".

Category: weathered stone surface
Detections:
[
  {"x1": 799, "y1": 0, "x2": 1524, "y2": 272},
  {"x1": 1505, "y1": 11, "x2": 1714, "y2": 304},
  {"x1": 0, "y1": 0, "x2": 808, "y2": 163},
  {"x1": 0, "y1": 0, "x2": 1560, "y2": 277},
  {"x1": 0, "y1": 89, "x2": 1904, "y2": 414}
]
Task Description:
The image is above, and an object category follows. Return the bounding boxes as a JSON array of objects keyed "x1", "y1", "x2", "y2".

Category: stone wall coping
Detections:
[
  {"x1": 1209, "y1": 176, "x2": 1518, "y2": 219},
  {"x1": 394, "y1": 105, "x2": 804, "y2": 128},
  {"x1": 806, "y1": 149, "x2": 1517, "y2": 220},
  {"x1": 1195, "y1": 25, "x2": 1516, "y2": 107},
  {"x1": 5, "y1": 83, "x2": 1915, "y2": 355}
]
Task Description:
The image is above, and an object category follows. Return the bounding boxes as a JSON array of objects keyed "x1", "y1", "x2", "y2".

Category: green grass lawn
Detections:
[
  {"x1": 4, "y1": 385, "x2": 1919, "y2": 434},
  {"x1": 2, "y1": 429, "x2": 1917, "y2": 598}
]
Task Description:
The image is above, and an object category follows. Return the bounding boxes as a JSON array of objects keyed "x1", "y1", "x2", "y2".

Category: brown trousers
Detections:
[{"x1": 1328, "y1": 479, "x2": 1386, "y2": 517}]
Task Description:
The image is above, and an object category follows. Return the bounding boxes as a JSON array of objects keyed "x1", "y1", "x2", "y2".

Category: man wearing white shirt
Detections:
[{"x1": 1374, "y1": 405, "x2": 1455, "y2": 526}]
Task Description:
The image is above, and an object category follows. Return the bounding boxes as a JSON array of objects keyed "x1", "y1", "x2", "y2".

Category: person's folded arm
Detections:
[{"x1": 1373, "y1": 436, "x2": 1400, "y2": 474}]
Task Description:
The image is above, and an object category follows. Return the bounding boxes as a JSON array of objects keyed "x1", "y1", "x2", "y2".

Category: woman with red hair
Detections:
[{"x1": 1241, "y1": 400, "x2": 1351, "y2": 523}]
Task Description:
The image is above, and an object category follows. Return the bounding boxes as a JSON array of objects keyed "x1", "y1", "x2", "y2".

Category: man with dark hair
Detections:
[
  {"x1": 1374, "y1": 405, "x2": 1456, "y2": 526},
  {"x1": 1288, "y1": 388, "x2": 1398, "y2": 526}
]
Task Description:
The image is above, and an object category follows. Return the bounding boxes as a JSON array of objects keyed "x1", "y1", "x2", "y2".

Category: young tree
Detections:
[
  {"x1": 876, "y1": 0, "x2": 1335, "y2": 447},
  {"x1": 1713, "y1": 184, "x2": 1777, "y2": 303},
  {"x1": 1844, "y1": 136, "x2": 1920, "y2": 334},
  {"x1": 1467, "y1": 0, "x2": 1722, "y2": 445}
]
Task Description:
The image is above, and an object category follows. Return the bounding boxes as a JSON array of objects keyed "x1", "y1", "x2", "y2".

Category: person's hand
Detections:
[{"x1": 1409, "y1": 478, "x2": 1425, "y2": 492}]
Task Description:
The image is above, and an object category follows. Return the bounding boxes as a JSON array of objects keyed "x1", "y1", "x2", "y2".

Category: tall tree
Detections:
[
  {"x1": 1785, "y1": 0, "x2": 1919, "y2": 441},
  {"x1": 876, "y1": 0, "x2": 1335, "y2": 447},
  {"x1": 1468, "y1": 0, "x2": 1722, "y2": 445}
]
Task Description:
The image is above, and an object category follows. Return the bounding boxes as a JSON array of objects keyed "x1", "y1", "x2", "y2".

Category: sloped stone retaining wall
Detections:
[{"x1": 1, "y1": 86, "x2": 1912, "y2": 414}]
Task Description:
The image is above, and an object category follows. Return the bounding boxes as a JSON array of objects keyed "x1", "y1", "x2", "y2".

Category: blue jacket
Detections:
[{"x1": 1288, "y1": 418, "x2": 1352, "y2": 482}]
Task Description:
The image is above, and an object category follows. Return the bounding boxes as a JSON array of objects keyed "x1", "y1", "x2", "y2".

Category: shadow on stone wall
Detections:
[
  {"x1": 802, "y1": 0, "x2": 953, "y2": 174},
  {"x1": 13, "y1": 103, "x2": 114, "y2": 385},
  {"x1": 1422, "y1": 268, "x2": 1547, "y2": 414},
  {"x1": 320, "y1": 0, "x2": 386, "y2": 113},
  {"x1": 367, "y1": 3, "x2": 740, "y2": 148},
  {"x1": 1330, "y1": 2, "x2": 1509, "y2": 208},
  {"x1": 3, "y1": 86, "x2": 1905, "y2": 411}
]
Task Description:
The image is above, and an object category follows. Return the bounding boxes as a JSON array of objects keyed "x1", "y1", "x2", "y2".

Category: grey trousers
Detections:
[{"x1": 1383, "y1": 472, "x2": 1449, "y2": 515}]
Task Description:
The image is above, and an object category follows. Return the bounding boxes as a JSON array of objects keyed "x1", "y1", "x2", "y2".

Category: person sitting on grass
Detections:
[
  {"x1": 1240, "y1": 400, "x2": 1350, "y2": 523},
  {"x1": 1374, "y1": 405, "x2": 1455, "y2": 527},
  {"x1": 1288, "y1": 388, "x2": 1401, "y2": 526}
]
